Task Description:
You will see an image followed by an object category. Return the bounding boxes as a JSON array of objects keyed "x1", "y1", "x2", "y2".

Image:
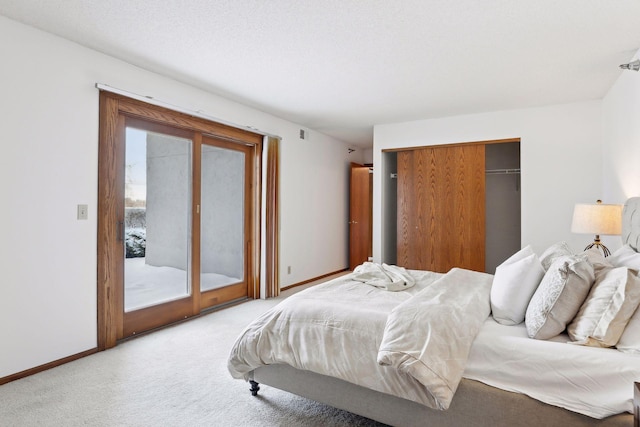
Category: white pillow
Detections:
[
  {"x1": 539, "y1": 241, "x2": 573, "y2": 271},
  {"x1": 610, "y1": 245, "x2": 640, "y2": 353},
  {"x1": 491, "y1": 246, "x2": 545, "y2": 325},
  {"x1": 617, "y1": 308, "x2": 640, "y2": 354},
  {"x1": 608, "y1": 244, "x2": 640, "y2": 272},
  {"x1": 568, "y1": 267, "x2": 640, "y2": 347},
  {"x1": 525, "y1": 254, "x2": 594, "y2": 340}
]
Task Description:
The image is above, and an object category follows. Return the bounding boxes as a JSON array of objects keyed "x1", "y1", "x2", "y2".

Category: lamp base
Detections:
[{"x1": 584, "y1": 236, "x2": 611, "y2": 257}]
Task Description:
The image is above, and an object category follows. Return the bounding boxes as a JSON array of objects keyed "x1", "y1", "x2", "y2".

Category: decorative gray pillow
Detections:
[
  {"x1": 525, "y1": 254, "x2": 595, "y2": 340},
  {"x1": 568, "y1": 267, "x2": 640, "y2": 347},
  {"x1": 582, "y1": 247, "x2": 613, "y2": 277},
  {"x1": 539, "y1": 241, "x2": 573, "y2": 271}
]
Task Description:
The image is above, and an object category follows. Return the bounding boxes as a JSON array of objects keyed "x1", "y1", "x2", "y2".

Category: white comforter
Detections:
[
  {"x1": 378, "y1": 268, "x2": 493, "y2": 409},
  {"x1": 228, "y1": 267, "x2": 492, "y2": 409}
]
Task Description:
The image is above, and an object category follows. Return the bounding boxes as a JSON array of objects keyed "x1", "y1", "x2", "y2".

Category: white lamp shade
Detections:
[{"x1": 571, "y1": 203, "x2": 622, "y2": 235}]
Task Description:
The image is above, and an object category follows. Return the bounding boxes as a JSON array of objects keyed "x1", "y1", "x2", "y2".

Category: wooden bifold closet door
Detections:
[{"x1": 397, "y1": 144, "x2": 485, "y2": 273}]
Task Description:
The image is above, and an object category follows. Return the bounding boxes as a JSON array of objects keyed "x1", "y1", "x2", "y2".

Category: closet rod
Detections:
[{"x1": 485, "y1": 168, "x2": 521, "y2": 175}]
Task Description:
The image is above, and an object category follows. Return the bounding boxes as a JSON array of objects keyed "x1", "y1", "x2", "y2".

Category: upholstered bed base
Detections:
[{"x1": 251, "y1": 364, "x2": 632, "y2": 427}]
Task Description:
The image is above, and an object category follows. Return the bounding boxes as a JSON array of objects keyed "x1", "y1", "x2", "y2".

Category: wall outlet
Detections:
[
  {"x1": 287, "y1": 266, "x2": 291, "y2": 274},
  {"x1": 77, "y1": 204, "x2": 88, "y2": 220}
]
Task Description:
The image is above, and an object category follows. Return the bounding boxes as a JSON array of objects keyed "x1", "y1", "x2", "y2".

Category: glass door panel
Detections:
[
  {"x1": 198, "y1": 137, "x2": 252, "y2": 309},
  {"x1": 200, "y1": 144, "x2": 245, "y2": 292},
  {"x1": 124, "y1": 127, "x2": 192, "y2": 312}
]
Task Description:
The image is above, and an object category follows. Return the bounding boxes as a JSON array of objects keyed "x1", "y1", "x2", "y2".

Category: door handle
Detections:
[{"x1": 117, "y1": 221, "x2": 124, "y2": 242}]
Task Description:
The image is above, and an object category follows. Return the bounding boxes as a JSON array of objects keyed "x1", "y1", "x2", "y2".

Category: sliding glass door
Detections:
[
  {"x1": 120, "y1": 122, "x2": 257, "y2": 336},
  {"x1": 198, "y1": 136, "x2": 253, "y2": 310},
  {"x1": 122, "y1": 119, "x2": 195, "y2": 336},
  {"x1": 96, "y1": 93, "x2": 263, "y2": 344}
]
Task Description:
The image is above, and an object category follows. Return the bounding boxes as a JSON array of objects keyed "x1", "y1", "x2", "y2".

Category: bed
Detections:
[{"x1": 228, "y1": 197, "x2": 640, "y2": 426}]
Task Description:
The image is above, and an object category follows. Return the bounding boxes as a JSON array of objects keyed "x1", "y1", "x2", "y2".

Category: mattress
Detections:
[{"x1": 464, "y1": 317, "x2": 640, "y2": 418}]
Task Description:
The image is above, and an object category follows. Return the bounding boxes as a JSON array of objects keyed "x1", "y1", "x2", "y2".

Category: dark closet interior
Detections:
[{"x1": 485, "y1": 142, "x2": 521, "y2": 273}]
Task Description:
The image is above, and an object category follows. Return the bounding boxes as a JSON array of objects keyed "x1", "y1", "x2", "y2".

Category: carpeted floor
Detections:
[{"x1": 0, "y1": 274, "x2": 388, "y2": 426}]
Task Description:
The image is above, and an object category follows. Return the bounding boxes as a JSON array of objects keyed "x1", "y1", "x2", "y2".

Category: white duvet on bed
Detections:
[
  {"x1": 378, "y1": 268, "x2": 493, "y2": 409},
  {"x1": 464, "y1": 317, "x2": 640, "y2": 419},
  {"x1": 228, "y1": 270, "x2": 447, "y2": 407}
]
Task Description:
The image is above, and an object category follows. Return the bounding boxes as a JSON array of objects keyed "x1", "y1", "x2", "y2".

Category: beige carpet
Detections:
[{"x1": 0, "y1": 275, "x2": 387, "y2": 426}]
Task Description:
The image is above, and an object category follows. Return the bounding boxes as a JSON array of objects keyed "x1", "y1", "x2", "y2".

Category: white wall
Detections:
[
  {"x1": 373, "y1": 101, "x2": 609, "y2": 262},
  {"x1": 602, "y1": 50, "x2": 640, "y2": 204},
  {"x1": 0, "y1": 16, "x2": 357, "y2": 378}
]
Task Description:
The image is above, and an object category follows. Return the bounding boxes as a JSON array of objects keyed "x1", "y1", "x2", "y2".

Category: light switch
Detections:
[{"x1": 77, "y1": 204, "x2": 88, "y2": 220}]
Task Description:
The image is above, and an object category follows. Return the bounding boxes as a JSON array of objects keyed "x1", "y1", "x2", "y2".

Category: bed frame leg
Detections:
[
  {"x1": 249, "y1": 380, "x2": 260, "y2": 396},
  {"x1": 634, "y1": 382, "x2": 639, "y2": 427}
]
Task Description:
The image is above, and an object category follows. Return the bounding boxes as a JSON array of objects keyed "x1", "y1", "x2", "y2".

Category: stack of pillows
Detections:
[{"x1": 490, "y1": 242, "x2": 640, "y2": 353}]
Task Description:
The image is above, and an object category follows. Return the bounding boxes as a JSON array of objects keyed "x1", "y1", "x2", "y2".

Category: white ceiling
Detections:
[{"x1": 2, "y1": 1, "x2": 640, "y2": 147}]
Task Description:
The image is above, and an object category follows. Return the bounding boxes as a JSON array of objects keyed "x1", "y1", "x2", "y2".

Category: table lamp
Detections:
[{"x1": 571, "y1": 200, "x2": 622, "y2": 257}]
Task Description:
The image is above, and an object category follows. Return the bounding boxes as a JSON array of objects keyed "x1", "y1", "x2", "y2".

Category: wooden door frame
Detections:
[{"x1": 97, "y1": 91, "x2": 264, "y2": 350}]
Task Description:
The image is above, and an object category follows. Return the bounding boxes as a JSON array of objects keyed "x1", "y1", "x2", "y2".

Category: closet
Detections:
[{"x1": 383, "y1": 139, "x2": 520, "y2": 274}]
